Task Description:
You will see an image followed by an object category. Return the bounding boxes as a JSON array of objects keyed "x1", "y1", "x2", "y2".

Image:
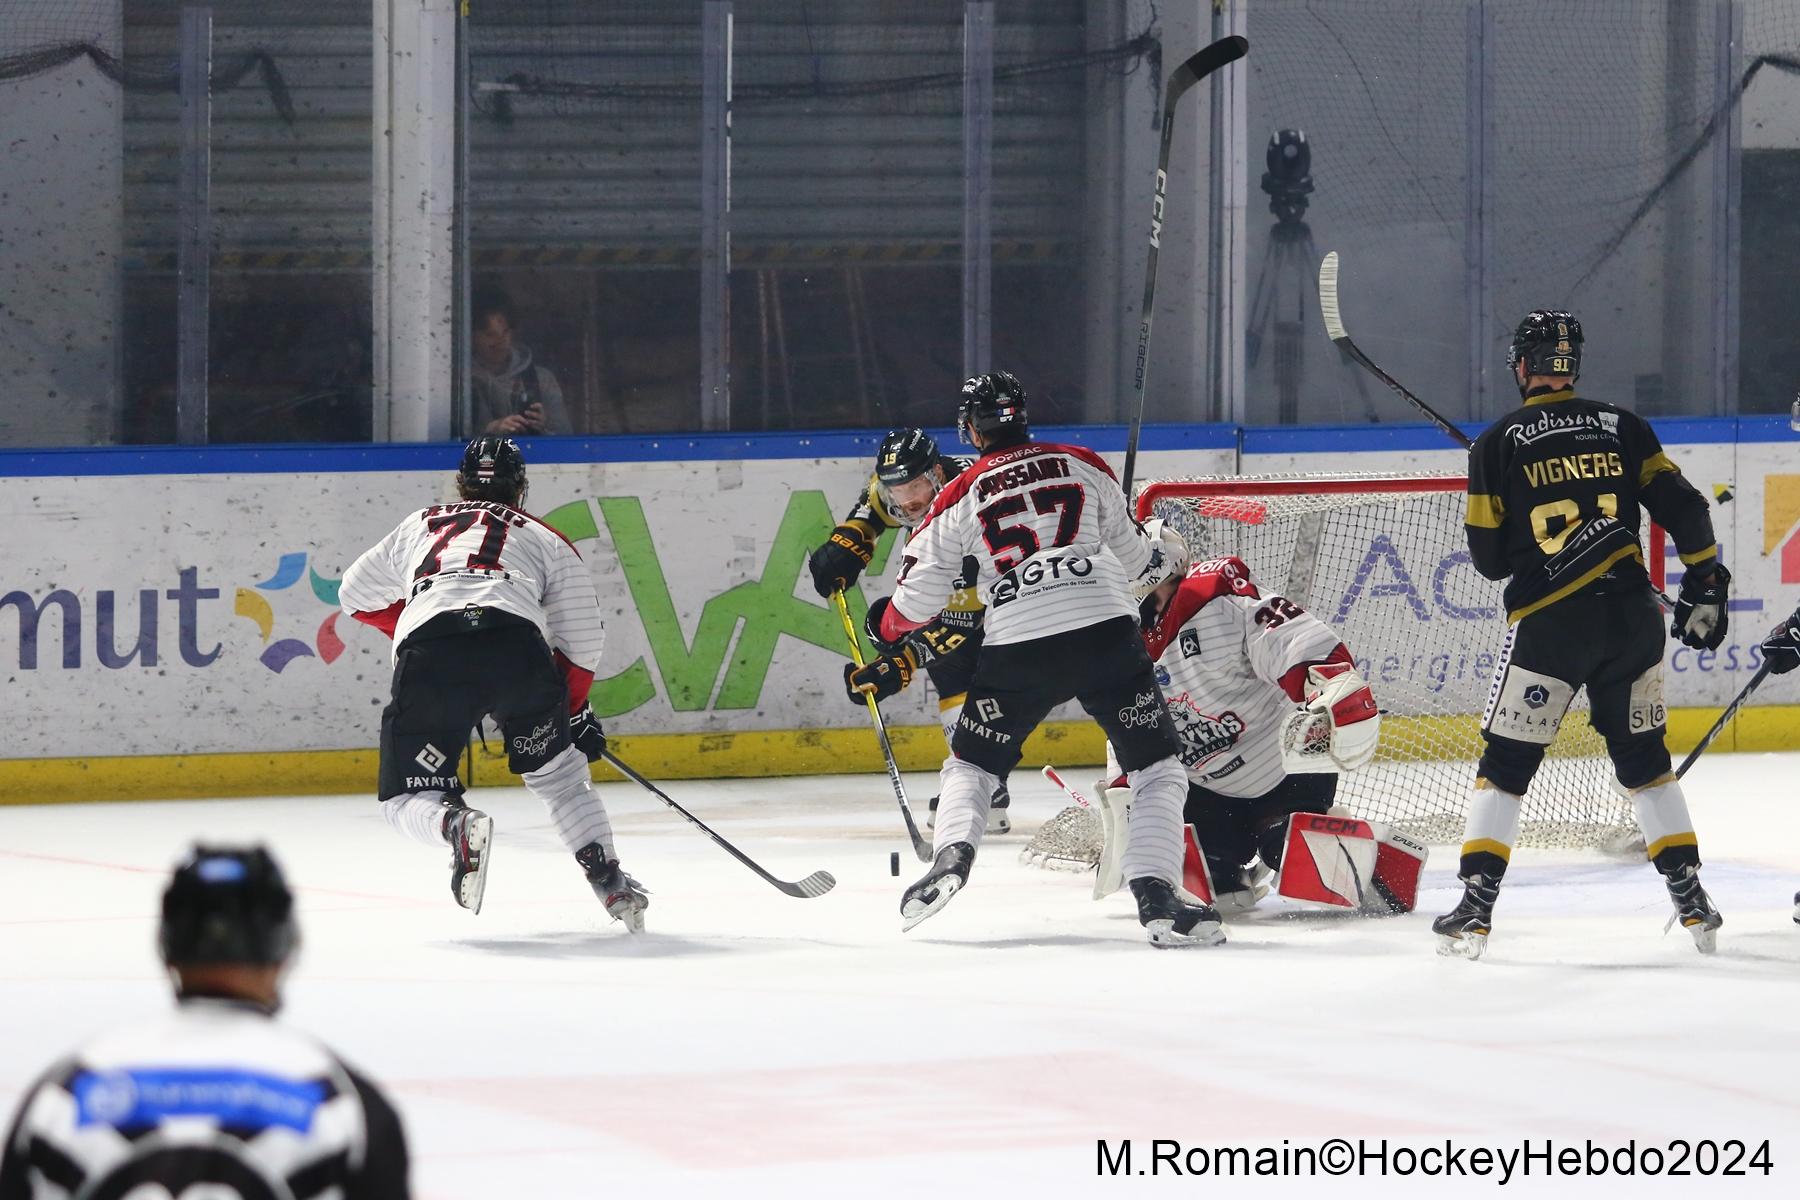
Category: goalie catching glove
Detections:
[
  {"x1": 844, "y1": 645, "x2": 918, "y2": 704},
  {"x1": 570, "y1": 703, "x2": 608, "y2": 762},
  {"x1": 1281, "y1": 662, "x2": 1380, "y2": 772},
  {"x1": 807, "y1": 522, "x2": 878, "y2": 598}
]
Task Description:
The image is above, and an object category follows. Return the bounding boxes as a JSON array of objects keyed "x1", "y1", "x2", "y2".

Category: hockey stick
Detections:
[
  {"x1": 600, "y1": 750, "x2": 837, "y2": 899},
  {"x1": 1319, "y1": 250, "x2": 1680, "y2": 611},
  {"x1": 1042, "y1": 765, "x2": 1127, "y2": 900},
  {"x1": 1676, "y1": 658, "x2": 1778, "y2": 779},
  {"x1": 833, "y1": 591, "x2": 934, "y2": 862},
  {"x1": 1119, "y1": 34, "x2": 1250, "y2": 500},
  {"x1": 1318, "y1": 251, "x2": 1472, "y2": 451}
]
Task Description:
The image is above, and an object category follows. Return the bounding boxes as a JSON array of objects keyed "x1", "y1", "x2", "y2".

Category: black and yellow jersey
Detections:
[
  {"x1": 1465, "y1": 387, "x2": 1716, "y2": 623},
  {"x1": 839, "y1": 456, "x2": 985, "y2": 653}
]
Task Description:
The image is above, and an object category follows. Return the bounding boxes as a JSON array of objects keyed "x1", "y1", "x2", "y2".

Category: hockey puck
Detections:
[{"x1": 890, "y1": 851, "x2": 901, "y2": 876}]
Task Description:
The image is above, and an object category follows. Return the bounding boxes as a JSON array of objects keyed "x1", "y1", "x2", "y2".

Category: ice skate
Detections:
[
  {"x1": 1792, "y1": 890, "x2": 1799, "y2": 926},
  {"x1": 1433, "y1": 873, "x2": 1500, "y2": 959},
  {"x1": 927, "y1": 785, "x2": 1011, "y2": 835},
  {"x1": 901, "y1": 842, "x2": 975, "y2": 932},
  {"x1": 575, "y1": 843, "x2": 649, "y2": 934},
  {"x1": 1661, "y1": 863, "x2": 1722, "y2": 954},
  {"x1": 446, "y1": 806, "x2": 493, "y2": 915},
  {"x1": 1129, "y1": 877, "x2": 1224, "y2": 947}
]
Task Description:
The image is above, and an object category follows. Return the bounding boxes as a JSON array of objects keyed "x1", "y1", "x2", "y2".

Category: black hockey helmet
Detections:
[
  {"x1": 159, "y1": 845, "x2": 298, "y2": 967},
  {"x1": 1507, "y1": 310, "x2": 1582, "y2": 382},
  {"x1": 956, "y1": 370, "x2": 1028, "y2": 445},
  {"x1": 874, "y1": 428, "x2": 941, "y2": 488},
  {"x1": 456, "y1": 435, "x2": 528, "y2": 505}
]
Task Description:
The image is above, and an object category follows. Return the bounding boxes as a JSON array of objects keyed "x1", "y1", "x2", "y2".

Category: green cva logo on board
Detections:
[{"x1": 542, "y1": 491, "x2": 895, "y2": 717}]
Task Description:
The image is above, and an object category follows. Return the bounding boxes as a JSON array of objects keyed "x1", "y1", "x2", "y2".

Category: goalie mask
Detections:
[
  {"x1": 874, "y1": 427, "x2": 944, "y2": 524},
  {"x1": 1507, "y1": 309, "x2": 1582, "y2": 387},
  {"x1": 456, "y1": 435, "x2": 528, "y2": 507},
  {"x1": 1130, "y1": 518, "x2": 1191, "y2": 604}
]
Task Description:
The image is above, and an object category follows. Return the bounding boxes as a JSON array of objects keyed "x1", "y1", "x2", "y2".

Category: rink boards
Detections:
[{"x1": 1, "y1": 418, "x2": 1796, "y2": 802}]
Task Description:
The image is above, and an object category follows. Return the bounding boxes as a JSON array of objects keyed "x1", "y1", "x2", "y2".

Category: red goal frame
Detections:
[{"x1": 1135, "y1": 475, "x2": 1668, "y2": 593}]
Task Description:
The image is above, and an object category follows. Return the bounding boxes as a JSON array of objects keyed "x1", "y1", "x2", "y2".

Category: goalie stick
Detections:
[
  {"x1": 1119, "y1": 34, "x2": 1250, "y2": 500},
  {"x1": 834, "y1": 591, "x2": 933, "y2": 862},
  {"x1": 1318, "y1": 250, "x2": 1678, "y2": 611},
  {"x1": 601, "y1": 750, "x2": 837, "y2": 899}
]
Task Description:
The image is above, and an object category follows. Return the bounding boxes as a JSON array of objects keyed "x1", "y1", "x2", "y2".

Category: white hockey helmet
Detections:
[{"x1": 1131, "y1": 518, "x2": 1190, "y2": 603}]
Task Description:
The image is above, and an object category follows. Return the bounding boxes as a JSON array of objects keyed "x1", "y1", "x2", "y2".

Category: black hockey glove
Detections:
[
  {"x1": 844, "y1": 646, "x2": 917, "y2": 705},
  {"x1": 570, "y1": 703, "x2": 608, "y2": 762},
  {"x1": 1761, "y1": 610, "x2": 1800, "y2": 676},
  {"x1": 807, "y1": 523, "x2": 877, "y2": 598},
  {"x1": 863, "y1": 595, "x2": 909, "y2": 654},
  {"x1": 1671, "y1": 561, "x2": 1731, "y2": 651}
]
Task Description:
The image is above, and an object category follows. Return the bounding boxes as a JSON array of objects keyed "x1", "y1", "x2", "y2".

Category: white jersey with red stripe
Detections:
[
  {"x1": 1140, "y1": 556, "x2": 1350, "y2": 798},
  {"x1": 888, "y1": 440, "x2": 1154, "y2": 646},
  {"x1": 339, "y1": 500, "x2": 605, "y2": 678}
]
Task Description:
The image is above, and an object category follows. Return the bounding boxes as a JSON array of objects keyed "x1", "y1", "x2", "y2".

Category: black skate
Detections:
[
  {"x1": 1793, "y1": 890, "x2": 1799, "y2": 926},
  {"x1": 1662, "y1": 864, "x2": 1722, "y2": 954},
  {"x1": 446, "y1": 805, "x2": 493, "y2": 915},
  {"x1": 575, "y1": 842, "x2": 649, "y2": 934},
  {"x1": 1432, "y1": 874, "x2": 1500, "y2": 960},
  {"x1": 1129, "y1": 877, "x2": 1225, "y2": 948},
  {"x1": 901, "y1": 842, "x2": 975, "y2": 932},
  {"x1": 926, "y1": 786, "x2": 1011, "y2": 835}
]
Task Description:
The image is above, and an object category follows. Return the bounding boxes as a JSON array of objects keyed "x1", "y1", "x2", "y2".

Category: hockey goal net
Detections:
[{"x1": 1134, "y1": 473, "x2": 1641, "y2": 851}]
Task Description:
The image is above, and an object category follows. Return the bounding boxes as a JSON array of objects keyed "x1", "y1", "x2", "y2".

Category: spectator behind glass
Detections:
[{"x1": 471, "y1": 288, "x2": 573, "y2": 435}]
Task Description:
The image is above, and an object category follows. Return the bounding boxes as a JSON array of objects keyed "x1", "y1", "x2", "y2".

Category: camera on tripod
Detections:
[{"x1": 1261, "y1": 129, "x2": 1313, "y2": 225}]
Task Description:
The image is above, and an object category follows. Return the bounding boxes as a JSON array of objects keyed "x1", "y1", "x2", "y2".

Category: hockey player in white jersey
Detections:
[
  {"x1": 339, "y1": 437, "x2": 647, "y2": 929},
  {"x1": 1110, "y1": 523, "x2": 1423, "y2": 914},
  {"x1": 863, "y1": 371, "x2": 1221, "y2": 946},
  {"x1": 0, "y1": 846, "x2": 410, "y2": 1199},
  {"x1": 813, "y1": 428, "x2": 1012, "y2": 832}
]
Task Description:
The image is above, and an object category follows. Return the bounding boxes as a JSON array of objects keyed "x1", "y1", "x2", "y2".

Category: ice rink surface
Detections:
[{"x1": 5, "y1": 754, "x2": 1799, "y2": 1198}]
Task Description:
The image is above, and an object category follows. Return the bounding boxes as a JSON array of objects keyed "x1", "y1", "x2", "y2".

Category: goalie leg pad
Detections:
[
  {"x1": 1275, "y1": 813, "x2": 1427, "y2": 913},
  {"x1": 1093, "y1": 784, "x2": 1132, "y2": 900}
]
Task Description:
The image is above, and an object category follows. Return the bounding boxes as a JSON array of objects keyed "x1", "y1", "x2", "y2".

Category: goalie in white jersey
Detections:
[
  {"x1": 338, "y1": 437, "x2": 647, "y2": 929},
  {"x1": 861, "y1": 371, "x2": 1222, "y2": 946},
  {"x1": 1104, "y1": 525, "x2": 1424, "y2": 914}
]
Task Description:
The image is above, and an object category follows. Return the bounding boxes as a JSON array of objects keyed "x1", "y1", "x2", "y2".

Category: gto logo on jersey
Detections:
[
  {"x1": 415, "y1": 744, "x2": 447, "y2": 772},
  {"x1": 989, "y1": 554, "x2": 1092, "y2": 606},
  {"x1": 510, "y1": 719, "x2": 558, "y2": 758},
  {"x1": 1170, "y1": 701, "x2": 1246, "y2": 768}
]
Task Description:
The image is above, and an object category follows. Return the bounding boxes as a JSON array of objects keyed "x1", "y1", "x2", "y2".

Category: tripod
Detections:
[{"x1": 1246, "y1": 131, "x2": 1376, "y2": 424}]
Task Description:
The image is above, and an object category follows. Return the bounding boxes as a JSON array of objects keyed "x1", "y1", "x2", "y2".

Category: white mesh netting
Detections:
[{"x1": 1143, "y1": 473, "x2": 1640, "y2": 850}]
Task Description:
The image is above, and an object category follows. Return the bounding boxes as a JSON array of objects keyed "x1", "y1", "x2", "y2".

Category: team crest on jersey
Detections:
[
  {"x1": 1169, "y1": 698, "x2": 1246, "y2": 770},
  {"x1": 1179, "y1": 629, "x2": 1202, "y2": 658}
]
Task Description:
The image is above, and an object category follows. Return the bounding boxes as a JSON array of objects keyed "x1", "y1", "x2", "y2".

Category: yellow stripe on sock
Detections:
[
  {"x1": 1462, "y1": 838, "x2": 1514, "y2": 863},
  {"x1": 1646, "y1": 831, "x2": 1699, "y2": 859}
]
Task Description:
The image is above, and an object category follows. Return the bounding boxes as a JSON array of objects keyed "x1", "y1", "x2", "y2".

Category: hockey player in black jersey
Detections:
[
  {"x1": 809, "y1": 427, "x2": 1012, "y2": 832},
  {"x1": 0, "y1": 846, "x2": 410, "y2": 1199},
  {"x1": 1434, "y1": 311, "x2": 1730, "y2": 959}
]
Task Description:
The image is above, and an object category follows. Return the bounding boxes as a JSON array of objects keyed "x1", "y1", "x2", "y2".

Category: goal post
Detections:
[{"x1": 1135, "y1": 473, "x2": 1641, "y2": 850}]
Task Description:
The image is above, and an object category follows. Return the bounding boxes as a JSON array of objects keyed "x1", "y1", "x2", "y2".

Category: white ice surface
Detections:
[{"x1": 4, "y1": 754, "x2": 1799, "y2": 1198}]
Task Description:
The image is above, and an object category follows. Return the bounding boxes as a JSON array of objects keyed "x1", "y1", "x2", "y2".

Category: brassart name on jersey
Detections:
[
  {"x1": 973, "y1": 452, "x2": 1072, "y2": 501},
  {"x1": 1168, "y1": 695, "x2": 1247, "y2": 770}
]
